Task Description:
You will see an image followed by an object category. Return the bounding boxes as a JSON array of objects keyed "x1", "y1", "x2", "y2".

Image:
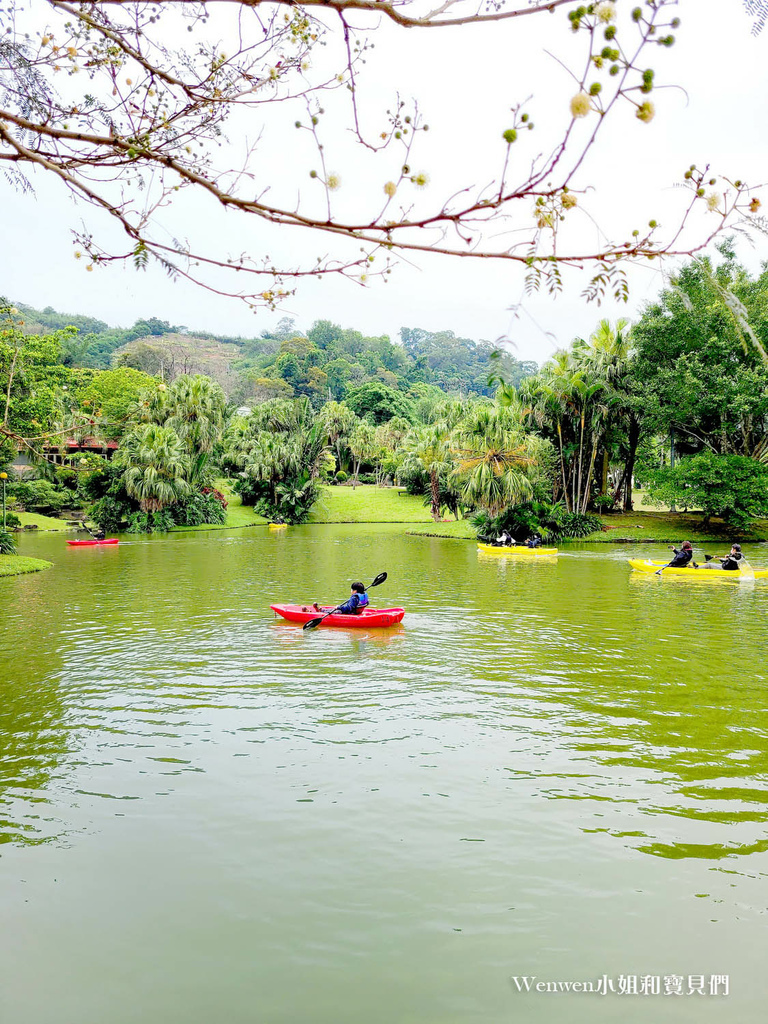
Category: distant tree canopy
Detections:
[
  {"x1": 77, "y1": 366, "x2": 159, "y2": 434},
  {"x1": 344, "y1": 382, "x2": 415, "y2": 425},
  {"x1": 11, "y1": 299, "x2": 540, "y2": 402}
]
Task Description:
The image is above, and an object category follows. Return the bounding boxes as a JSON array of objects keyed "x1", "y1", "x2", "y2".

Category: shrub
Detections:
[
  {"x1": 173, "y1": 491, "x2": 228, "y2": 526},
  {"x1": 335, "y1": 470, "x2": 348, "y2": 483},
  {"x1": 3, "y1": 511, "x2": 21, "y2": 529},
  {"x1": 472, "y1": 501, "x2": 603, "y2": 542},
  {"x1": 126, "y1": 509, "x2": 175, "y2": 533},
  {"x1": 201, "y1": 486, "x2": 228, "y2": 510},
  {"x1": 10, "y1": 479, "x2": 71, "y2": 515},
  {"x1": 0, "y1": 530, "x2": 16, "y2": 554},
  {"x1": 646, "y1": 453, "x2": 768, "y2": 531},
  {"x1": 233, "y1": 476, "x2": 271, "y2": 507},
  {"x1": 552, "y1": 511, "x2": 604, "y2": 539},
  {"x1": 592, "y1": 494, "x2": 616, "y2": 513},
  {"x1": 90, "y1": 496, "x2": 133, "y2": 532}
]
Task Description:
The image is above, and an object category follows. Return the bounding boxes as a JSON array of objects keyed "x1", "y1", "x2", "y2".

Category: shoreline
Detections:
[{"x1": 0, "y1": 555, "x2": 53, "y2": 578}]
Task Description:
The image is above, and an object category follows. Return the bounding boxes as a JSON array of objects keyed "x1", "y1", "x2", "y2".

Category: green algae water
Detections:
[{"x1": 1, "y1": 526, "x2": 767, "y2": 1024}]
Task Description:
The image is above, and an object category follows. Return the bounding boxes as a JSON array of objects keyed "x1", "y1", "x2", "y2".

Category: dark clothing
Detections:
[
  {"x1": 720, "y1": 553, "x2": 743, "y2": 571},
  {"x1": 339, "y1": 592, "x2": 369, "y2": 615},
  {"x1": 668, "y1": 547, "x2": 693, "y2": 568}
]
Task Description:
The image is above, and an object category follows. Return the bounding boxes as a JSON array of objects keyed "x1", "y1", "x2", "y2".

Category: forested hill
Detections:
[{"x1": 14, "y1": 304, "x2": 538, "y2": 403}]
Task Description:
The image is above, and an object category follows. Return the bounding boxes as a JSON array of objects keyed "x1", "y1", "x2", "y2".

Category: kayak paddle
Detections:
[
  {"x1": 303, "y1": 572, "x2": 388, "y2": 631},
  {"x1": 80, "y1": 519, "x2": 99, "y2": 539}
]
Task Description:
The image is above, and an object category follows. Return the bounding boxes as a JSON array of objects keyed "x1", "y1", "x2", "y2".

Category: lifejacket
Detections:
[{"x1": 358, "y1": 592, "x2": 369, "y2": 609}]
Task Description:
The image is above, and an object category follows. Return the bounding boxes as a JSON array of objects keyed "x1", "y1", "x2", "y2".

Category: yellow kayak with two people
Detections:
[
  {"x1": 629, "y1": 559, "x2": 768, "y2": 580},
  {"x1": 477, "y1": 543, "x2": 558, "y2": 556}
]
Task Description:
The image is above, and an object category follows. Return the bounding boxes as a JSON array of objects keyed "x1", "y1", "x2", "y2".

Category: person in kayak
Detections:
[
  {"x1": 526, "y1": 532, "x2": 543, "y2": 548},
  {"x1": 312, "y1": 582, "x2": 370, "y2": 615},
  {"x1": 655, "y1": 541, "x2": 694, "y2": 574},
  {"x1": 699, "y1": 543, "x2": 746, "y2": 570},
  {"x1": 494, "y1": 531, "x2": 514, "y2": 547},
  {"x1": 81, "y1": 519, "x2": 106, "y2": 541}
]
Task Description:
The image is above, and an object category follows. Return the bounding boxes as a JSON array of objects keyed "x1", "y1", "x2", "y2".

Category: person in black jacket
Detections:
[
  {"x1": 700, "y1": 543, "x2": 745, "y2": 571},
  {"x1": 655, "y1": 541, "x2": 693, "y2": 574}
]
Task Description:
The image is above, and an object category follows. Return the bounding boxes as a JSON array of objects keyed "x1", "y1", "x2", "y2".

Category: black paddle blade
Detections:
[
  {"x1": 302, "y1": 616, "x2": 325, "y2": 631},
  {"x1": 369, "y1": 572, "x2": 387, "y2": 588}
]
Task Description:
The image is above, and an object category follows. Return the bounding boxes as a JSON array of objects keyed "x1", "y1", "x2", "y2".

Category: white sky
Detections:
[{"x1": 2, "y1": 0, "x2": 766, "y2": 364}]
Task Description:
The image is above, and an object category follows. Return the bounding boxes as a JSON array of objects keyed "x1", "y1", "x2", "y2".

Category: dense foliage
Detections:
[
  {"x1": 0, "y1": 530, "x2": 16, "y2": 554},
  {"x1": 646, "y1": 453, "x2": 768, "y2": 532},
  {"x1": 6, "y1": 247, "x2": 768, "y2": 536},
  {"x1": 14, "y1": 303, "x2": 538, "y2": 405},
  {"x1": 472, "y1": 502, "x2": 603, "y2": 544}
]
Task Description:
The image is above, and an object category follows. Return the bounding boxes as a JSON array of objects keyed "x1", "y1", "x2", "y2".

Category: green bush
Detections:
[
  {"x1": 646, "y1": 453, "x2": 768, "y2": 531},
  {"x1": 10, "y1": 479, "x2": 71, "y2": 515},
  {"x1": 233, "y1": 476, "x2": 271, "y2": 507},
  {"x1": 173, "y1": 491, "x2": 228, "y2": 526},
  {"x1": 553, "y1": 511, "x2": 604, "y2": 539},
  {"x1": 3, "y1": 511, "x2": 21, "y2": 529},
  {"x1": 592, "y1": 494, "x2": 616, "y2": 513},
  {"x1": 89, "y1": 496, "x2": 132, "y2": 532},
  {"x1": 0, "y1": 530, "x2": 16, "y2": 554},
  {"x1": 472, "y1": 501, "x2": 603, "y2": 542},
  {"x1": 335, "y1": 470, "x2": 348, "y2": 483},
  {"x1": 126, "y1": 509, "x2": 175, "y2": 533}
]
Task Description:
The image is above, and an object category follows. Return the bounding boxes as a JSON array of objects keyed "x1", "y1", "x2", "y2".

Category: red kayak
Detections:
[
  {"x1": 67, "y1": 538, "x2": 119, "y2": 546},
  {"x1": 271, "y1": 604, "x2": 405, "y2": 628}
]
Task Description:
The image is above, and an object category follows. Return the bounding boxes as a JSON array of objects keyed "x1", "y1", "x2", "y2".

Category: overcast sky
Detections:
[{"x1": 2, "y1": 0, "x2": 766, "y2": 363}]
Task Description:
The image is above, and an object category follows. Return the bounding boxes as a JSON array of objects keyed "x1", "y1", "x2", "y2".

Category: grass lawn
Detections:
[
  {"x1": 15, "y1": 512, "x2": 75, "y2": 532},
  {"x1": 591, "y1": 511, "x2": 768, "y2": 544},
  {"x1": 308, "y1": 485, "x2": 434, "y2": 524},
  {"x1": 406, "y1": 510, "x2": 768, "y2": 544},
  {"x1": 407, "y1": 520, "x2": 476, "y2": 540},
  {"x1": 0, "y1": 555, "x2": 53, "y2": 578},
  {"x1": 171, "y1": 482, "x2": 269, "y2": 532}
]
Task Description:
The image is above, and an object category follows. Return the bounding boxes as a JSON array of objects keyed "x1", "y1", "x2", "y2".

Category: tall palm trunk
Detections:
[
  {"x1": 582, "y1": 438, "x2": 599, "y2": 514},
  {"x1": 576, "y1": 411, "x2": 586, "y2": 511},
  {"x1": 622, "y1": 416, "x2": 640, "y2": 512},
  {"x1": 601, "y1": 449, "x2": 609, "y2": 494},
  {"x1": 556, "y1": 421, "x2": 571, "y2": 512},
  {"x1": 430, "y1": 469, "x2": 441, "y2": 522}
]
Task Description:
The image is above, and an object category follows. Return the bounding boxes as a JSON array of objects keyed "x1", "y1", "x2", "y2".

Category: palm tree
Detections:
[
  {"x1": 452, "y1": 406, "x2": 537, "y2": 517},
  {"x1": 522, "y1": 351, "x2": 577, "y2": 508},
  {"x1": 583, "y1": 319, "x2": 638, "y2": 510},
  {"x1": 401, "y1": 425, "x2": 455, "y2": 521},
  {"x1": 243, "y1": 433, "x2": 298, "y2": 504},
  {"x1": 165, "y1": 375, "x2": 227, "y2": 481},
  {"x1": 114, "y1": 424, "x2": 190, "y2": 511},
  {"x1": 319, "y1": 400, "x2": 357, "y2": 471},
  {"x1": 349, "y1": 422, "x2": 376, "y2": 488}
]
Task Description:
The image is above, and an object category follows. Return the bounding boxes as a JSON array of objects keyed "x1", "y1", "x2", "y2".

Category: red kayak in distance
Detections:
[
  {"x1": 67, "y1": 538, "x2": 119, "y2": 546},
  {"x1": 270, "y1": 604, "x2": 405, "y2": 628}
]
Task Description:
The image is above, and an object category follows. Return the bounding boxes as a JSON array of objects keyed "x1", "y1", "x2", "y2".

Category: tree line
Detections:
[
  {"x1": 13, "y1": 304, "x2": 538, "y2": 404},
  {"x1": 4, "y1": 245, "x2": 768, "y2": 538}
]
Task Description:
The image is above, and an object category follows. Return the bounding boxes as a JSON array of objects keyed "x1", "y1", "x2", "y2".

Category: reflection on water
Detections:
[{"x1": 1, "y1": 528, "x2": 767, "y2": 1024}]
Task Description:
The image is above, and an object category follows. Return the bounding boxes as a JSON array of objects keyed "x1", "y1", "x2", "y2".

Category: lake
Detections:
[{"x1": 1, "y1": 526, "x2": 767, "y2": 1023}]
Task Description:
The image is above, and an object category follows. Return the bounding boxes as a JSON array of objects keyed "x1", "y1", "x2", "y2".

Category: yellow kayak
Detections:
[
  {"x1": 269, "y1": 523, "x2": 288, "y2": 530},
  {"x1": 629, "y1": 559, "x2": 768, "y2": 579},
  {"x1": 477, "y1": 543, "x2": 558, "y2": 556}
]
